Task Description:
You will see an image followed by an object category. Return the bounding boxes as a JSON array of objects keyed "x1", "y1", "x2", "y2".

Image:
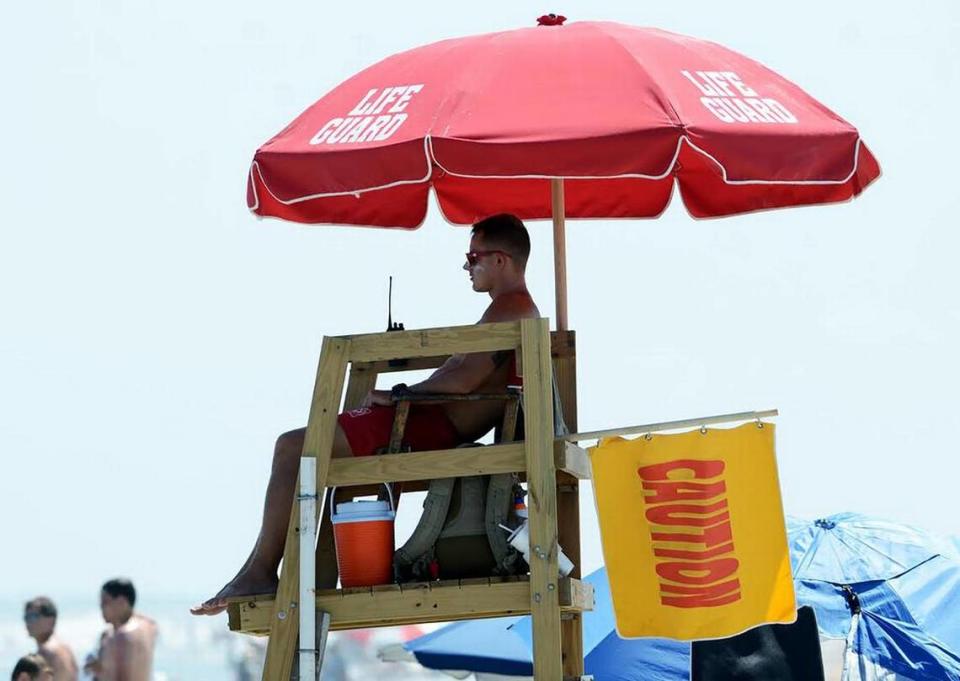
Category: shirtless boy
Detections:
[
  {"x1": 84, "y1": 579, "x2": 157, "y2": 681},
  {"x1": 192, "y1": 213, "x2": 540, "y2": 615},
  {"x1": 22, "y1": 597, "x2": 77, "y2": 681}
]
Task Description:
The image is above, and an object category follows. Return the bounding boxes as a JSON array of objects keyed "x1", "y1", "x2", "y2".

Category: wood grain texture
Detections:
[
  {"x1": 317, "y1": 361, "x2": 380, "y2": 590},
  {"x1": 261, "y1": 337, "x2": 349, "y2": 681},
  {"x1": 325, "y1": 440, "x2": 588, "y2": 487},
  {"x1": 229, "y1": 577, "x2": 593, "y2": 635},
  {"x1": 553, "y1": 340, "x2": 584, "y2": 678},
  {"x1": 344, "y1": 321, "x2": 523, "y2": 362},
  {"x1": 521, "y1": 318, "x2": 563, "y2": 681}
]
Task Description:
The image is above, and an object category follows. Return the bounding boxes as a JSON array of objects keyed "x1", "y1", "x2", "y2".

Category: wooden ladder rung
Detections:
[
  {"x1": 228, "y1": 576, "x2": 594, "y2": 636},
  {"x1": 326, "y1": 440, "x2": 591, "y2": 487}
]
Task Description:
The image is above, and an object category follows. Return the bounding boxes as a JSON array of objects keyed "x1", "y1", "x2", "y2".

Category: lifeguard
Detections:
[{"x1": 191, "y1": 213, "x2": 540, "y2": 616}]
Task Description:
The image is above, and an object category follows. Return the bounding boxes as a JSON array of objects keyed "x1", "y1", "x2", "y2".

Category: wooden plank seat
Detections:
[{"x1": 227, "y1": 575, "x2": 594, "y2": 636}]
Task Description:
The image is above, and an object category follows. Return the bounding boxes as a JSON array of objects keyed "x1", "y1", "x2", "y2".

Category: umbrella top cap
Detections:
[
  {"x1": 815, "y1": 518, "x2": 837, "y2": 530},
  {"x1": 536, "y1": 13, "x2": 567, "y2": 26}
]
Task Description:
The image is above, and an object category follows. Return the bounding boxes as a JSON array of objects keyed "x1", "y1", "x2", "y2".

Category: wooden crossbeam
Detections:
[
  {"x1": 343, "y1": 321, "x2": 523, "y2": 362},
  {"x1": 325, "y1": 440, "x2": 590, "y2": 487},
  {"x1": 347, "y1": 329, "x2": 577, "y2": 376},
  {"x1": 228, "y1": 576, "x2": 594, "y2": 635}
]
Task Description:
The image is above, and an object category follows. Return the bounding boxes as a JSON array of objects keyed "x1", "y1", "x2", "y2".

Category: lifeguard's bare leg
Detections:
[{"x1": 191, "y1": 425, "x2": 352, "y2": 615}]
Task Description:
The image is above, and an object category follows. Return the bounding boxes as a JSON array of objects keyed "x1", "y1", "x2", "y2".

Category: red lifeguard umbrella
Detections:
[{"x1": 247, "y1": 18, "x2": 880, "y2": 329}]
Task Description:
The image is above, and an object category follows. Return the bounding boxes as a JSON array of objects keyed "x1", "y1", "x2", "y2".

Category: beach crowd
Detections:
[{"x1": 12, "y1": 579, "x2": 156, "y2": 681}]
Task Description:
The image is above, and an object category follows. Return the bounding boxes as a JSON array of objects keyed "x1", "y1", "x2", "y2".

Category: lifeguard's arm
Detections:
[
  {"x1": 403, "y1": 295, "x2": 533, "y2": 395},
  {"x1": 360, "y1": 294, "x2": 537, "y2": 407}
]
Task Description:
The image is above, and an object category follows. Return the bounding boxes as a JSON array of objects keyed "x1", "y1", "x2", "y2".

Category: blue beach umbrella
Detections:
[
  {"x1": 788, "y1": 514, "x2": 960, "y2": 680},
  {"x1": 401, "y1": 615, "x2": 533, "y2": 676},
  {"x1": 787, "y1": 513, "x2": 942, "y2": 583},
  {"x1": 795, "y1": 557, "x2": 960, "y2": 680},
  {"x1": 402, "y1": 568, "x2": 689, "y2": 680}
]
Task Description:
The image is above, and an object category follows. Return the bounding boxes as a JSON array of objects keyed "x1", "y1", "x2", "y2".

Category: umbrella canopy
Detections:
[
  {"x1": 788, "y1": 513, "x2": 943, "y2": 584},
  {"x1": 796, "y1": 557, "x2": 960, "y2": 680},
  {"x1": 400, "y1": 615, "x2": 533, "y2": 676},
  {"x1": 247, "y1": 20, "x2": 879, "y2": 228},
  {"x1": 401, "y1": 568, "x2": 688, "y2": 681},
  {"x1": 788, "y1": 514, "x2": 960, "y2": 680}
]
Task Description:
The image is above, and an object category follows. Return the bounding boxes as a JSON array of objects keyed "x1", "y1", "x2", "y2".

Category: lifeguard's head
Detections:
[{"x1": 464, "y1": 213, "x2": 531, "y2": 293}]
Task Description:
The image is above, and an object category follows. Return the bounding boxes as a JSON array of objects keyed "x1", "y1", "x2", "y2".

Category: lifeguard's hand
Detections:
[{"x1": 361, "y1": 389, "x2": 393, "y2": 408}]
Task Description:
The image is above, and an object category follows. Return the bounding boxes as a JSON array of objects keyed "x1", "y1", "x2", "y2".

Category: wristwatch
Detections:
[{"x1": 390, "y1": 383, "x2": 415, "y2": 400}]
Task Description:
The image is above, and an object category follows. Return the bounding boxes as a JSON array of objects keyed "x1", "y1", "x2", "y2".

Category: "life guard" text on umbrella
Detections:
[{"x1": 309, "y1": 84, "x2": 424, "y2": 145}]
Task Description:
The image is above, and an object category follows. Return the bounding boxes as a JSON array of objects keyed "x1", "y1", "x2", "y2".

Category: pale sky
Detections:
[{"x1": 1, "y1": 0, "x2": 958, "y2": 613}]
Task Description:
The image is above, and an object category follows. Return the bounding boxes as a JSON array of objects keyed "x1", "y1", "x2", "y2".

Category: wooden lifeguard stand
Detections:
[{"x1": 227, "y1": 317, "x2": 594, "y2": 680}]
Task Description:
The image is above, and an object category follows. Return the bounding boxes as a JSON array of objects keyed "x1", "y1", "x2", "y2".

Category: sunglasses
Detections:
[
  {"x1": 23, "y1": 612, "x2": 47, "y2": 622},
  {"x1": 465, "y1": 249, "x2": 511, "y2": 266}
]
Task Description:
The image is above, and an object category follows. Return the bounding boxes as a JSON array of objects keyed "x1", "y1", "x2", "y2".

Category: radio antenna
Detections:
[
  {"x1": 388, "y1": 275, "x2": 393, "y2": 330},
  {"x1": 386, "y1": 276, "x2": 404, "y2": 332}
]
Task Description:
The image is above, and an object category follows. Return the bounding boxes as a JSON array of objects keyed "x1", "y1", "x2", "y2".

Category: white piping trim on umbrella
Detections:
[
  {"x1": 429, "y1": 135, "x2": 686, "y2": 180},
  {"x1": 427, "y1": 133, "x2": 683, "y2": 181},
  {"x1": 684, "y1": 136, "x2": 865, "y2": 186},
  {"x1": 428, "y1": 135, "x2": 865, "y2": 186},
  {"x1": 247, "y1": 136, "x2": 435, "y2": 210},
  {"x1": 247, "y1": 132, "x2": 867, "y2": 213}
]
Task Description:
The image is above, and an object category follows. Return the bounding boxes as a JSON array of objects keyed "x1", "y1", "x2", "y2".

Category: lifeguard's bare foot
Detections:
[{"x1": 190, "y1": 570, "x2": 278, "y2": 616}]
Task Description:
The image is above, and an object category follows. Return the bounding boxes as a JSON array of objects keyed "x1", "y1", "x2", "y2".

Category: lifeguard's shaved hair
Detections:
[{"x1": 471, "y1": 214, "x2": 531, "y2": 269}]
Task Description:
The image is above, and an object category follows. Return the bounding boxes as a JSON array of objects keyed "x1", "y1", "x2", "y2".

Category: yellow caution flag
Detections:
[{"x1": 590, "y1": 422, "x2": 796, "y2": 640}]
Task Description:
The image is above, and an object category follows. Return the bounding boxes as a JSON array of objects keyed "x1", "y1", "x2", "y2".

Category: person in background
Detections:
[
  {"x1": 22, "y1": 597, "x2": 78, "y2": 681},
  {"x1": 83, "y1": 579, "x2": 157, "y2": 681},
  {"x1": 10, "y1": 654, "x2": 53, "y2": 681}
]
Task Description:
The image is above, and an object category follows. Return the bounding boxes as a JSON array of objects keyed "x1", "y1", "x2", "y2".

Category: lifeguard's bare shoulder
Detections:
[{"x1": 479, "y1": 291, "x2": 540, "y2": 323}]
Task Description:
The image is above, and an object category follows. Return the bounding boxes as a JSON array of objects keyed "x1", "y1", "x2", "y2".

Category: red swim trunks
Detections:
[{"x1": 337, "y1": 404, "x2": 461, "y2": 456}]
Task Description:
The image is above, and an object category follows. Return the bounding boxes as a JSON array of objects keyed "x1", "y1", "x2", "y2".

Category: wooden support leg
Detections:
[
  {"x1": 553, "y1": 339, "x2": 584, "y2": 679},
  {"x1": 315, "y1": 363, "x2": 379, "y2": 590},
  {"x1": 289, "y1": 611, "x2": 330, "y2": 681},
  {"x1": 558, "y1": 476, "x2": 584, "y2": 678},
  {"x1": 262, "y1": 338, "x2": 350, "y2": 681},
  {"x1": 521, "y1": 318, "x2": 563, "y2": 681}
]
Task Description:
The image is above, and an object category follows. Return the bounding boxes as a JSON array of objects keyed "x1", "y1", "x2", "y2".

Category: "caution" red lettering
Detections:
[{"x1": 638, "y1": 459, "x2": 742, "y2": 608}]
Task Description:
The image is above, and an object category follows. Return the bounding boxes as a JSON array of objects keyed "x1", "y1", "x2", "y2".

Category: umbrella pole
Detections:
[{"x1": 551, "y1": 179, "x2": 569, "y2": 331}]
